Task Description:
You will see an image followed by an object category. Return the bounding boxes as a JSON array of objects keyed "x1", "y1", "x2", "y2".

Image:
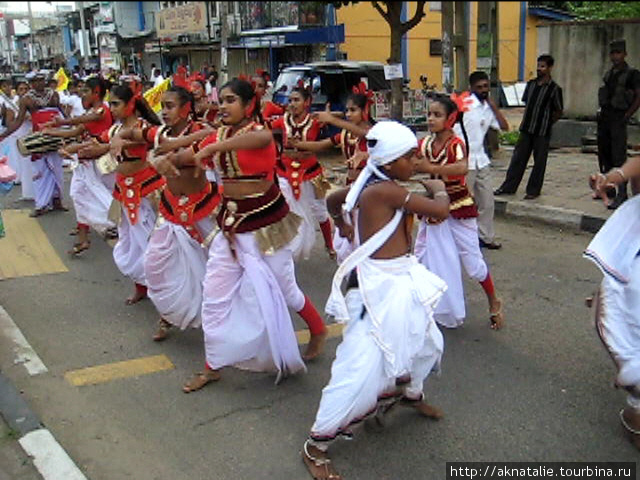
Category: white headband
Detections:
[{"x1": 343, "y1": 120, "x2": 418, "y2": 212}]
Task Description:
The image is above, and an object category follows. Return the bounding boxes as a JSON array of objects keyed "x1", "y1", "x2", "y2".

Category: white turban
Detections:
[{"x1": 344, "y1": 120, "x2": 418, "y2": 212}]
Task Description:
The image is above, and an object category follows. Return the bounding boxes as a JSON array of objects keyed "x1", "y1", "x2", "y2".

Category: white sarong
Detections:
[
  {"x1": 113, "y1": 198, "x2": 156, "y2": 285},
  {"x1": 143, "y1": 217, "x2": 214, "y2": 330},
  {"x1": 415, "y1": 217, "x2": 488, "y2": 328},
  {"x1": 69, "y1": 160, "x2": 115, "y2": 234},
  {"x1": 315, "y1": 211, "x2": 447, "y2": 441},
  {"x1": 33, "y1": 152, "x2": 64, "y2": 210},
  {"x1": 584, "y1": 195, "x2": 640, "y2": 389},
  {"x1": 1, "y1": 121, "x2": 34, "y2": 199},
  {"x1": 201, "y1": 232, "x2": 306, "y2": 380}
]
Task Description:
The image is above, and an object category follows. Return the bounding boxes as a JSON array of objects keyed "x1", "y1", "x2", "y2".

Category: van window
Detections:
[{"x1": 273, "y1": 70, "x2": 307, "y2": 96}]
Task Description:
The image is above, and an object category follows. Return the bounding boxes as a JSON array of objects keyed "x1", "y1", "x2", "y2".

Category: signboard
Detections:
[
  {"x1": 156, "y1": 2, "x2": 207, "y2": 37},
  {"x1": 383, "y1": 64, "x2": 403, "y2": 80}
]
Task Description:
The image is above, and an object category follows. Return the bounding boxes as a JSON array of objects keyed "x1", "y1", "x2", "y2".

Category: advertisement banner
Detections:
[{"x1": 156, "y1": 2, "x2": 207, "y2": 37}]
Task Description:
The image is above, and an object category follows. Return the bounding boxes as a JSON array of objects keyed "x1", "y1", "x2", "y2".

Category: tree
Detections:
[
  {"x1": 333, "y1": 1, "x2": 428, "y2": 120},
  {"x1": 530, "y1": 1, "x2": 640, "y2": 19}
]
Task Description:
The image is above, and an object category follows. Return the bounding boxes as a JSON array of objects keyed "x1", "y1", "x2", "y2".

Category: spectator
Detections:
[
  {"x1": 152, "y1": 68, "x2": 165, "y2": 87},
  {"x1": 494, "y1": 54, "x2": 563, "y2": 200},
  {"x1": 596, "y1": 39, "x2": 640, "y2": 210}
]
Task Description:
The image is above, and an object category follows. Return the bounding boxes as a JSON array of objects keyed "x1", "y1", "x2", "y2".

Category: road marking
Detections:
[
  {"x1": 296, "y1": 323, "x2": 344, "y2": 344},
  {"x1": 0, "y1": 306, "x2": 48, "y2": 375},
  {"x1": 19, "y1": 428, "x2": 88, "y2": 480},
  {"x1": 64, "y1": 354, "x2": 175, "y2": 387},
  {"x1": 0, "y1": 209, "x2": 67, "y2": 280}
]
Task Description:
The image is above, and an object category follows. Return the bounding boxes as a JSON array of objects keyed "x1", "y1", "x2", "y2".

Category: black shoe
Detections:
[
  {"x1": 480, "y1": 238, "x2": 503, "y2": 250},
  {"x1": 607, "y1": 195, "x2": 627, "y2": 210},
  {"x1": 494, "y1": 187, "x2": 512, "y2": 196},
  {"x1": 524, "y1": 193, "x2": 539, "y2": 200}
]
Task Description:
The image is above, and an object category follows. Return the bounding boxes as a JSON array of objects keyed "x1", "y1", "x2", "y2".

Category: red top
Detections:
[
  {"x1": 84, "y1": 105, "x2": 113, "y2": 137},
  {"x1": 270, "y1": 112, "x2": 322, "y2": 165},
  {"x1": 198, "y1": 122, "x2": 276, "y2": 181},
  {"x1": 143, "y1": 121, "x2": 206, "y2": 149},
  {"x1": 99, "y1": 120, "x2": 150, "y2": 162},
  {"x1": 31, "y1": 108, "x2": 61, "y2": 131},
  {"x1": 331, "y1": 129, "x2": 367, "y2": 162},
  {"x1": 262, "y1": 101, "x2": 285, "y2": 120}
]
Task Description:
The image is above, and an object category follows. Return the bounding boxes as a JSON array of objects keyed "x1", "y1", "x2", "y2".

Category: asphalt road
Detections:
[{"x1": 0, "y1": 187, "x2": 637, "y2": 480}]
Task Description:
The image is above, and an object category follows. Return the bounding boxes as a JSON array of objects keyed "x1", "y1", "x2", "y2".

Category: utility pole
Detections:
[
  {"x1": 27, "y1": 1, "x2": 35, "y2": 68},
  {"x1": 78, "y1": 1, "x2": 89, "y2": 68},
  {"x1": 453, "y1": 1, "x2": 469, "y2": 91},
  {"x1": 219, "y1": 1, "x2": 229, "y2": 85},
  {"x1": 441, "y1": 2, "x2": 454, "y2": 93}
]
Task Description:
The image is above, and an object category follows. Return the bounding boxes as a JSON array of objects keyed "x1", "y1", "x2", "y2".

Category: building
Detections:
[{"x1": 335, "y1": 1, "x2": 573, "y2": 90}]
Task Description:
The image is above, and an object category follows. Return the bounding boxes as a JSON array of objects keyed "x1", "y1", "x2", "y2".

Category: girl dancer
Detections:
[
  {"x1": 252, "y1": 69, "x2": 284, "y2": 121},
  {"x1": 414, "y1": 94, "x2": 504, "y2": 330},
  {"x1": 116, "y1": 86, "x2": 219, "y2": 341},
  {"x1": 190, "y1": 76, "x2": 219, "y2": 125},
  {"x1": 269, "y1": 82, "x2": 334, "y2": 259},
  {"x1": 157, "y1": 78, "x2": 327, "y2": 392}
]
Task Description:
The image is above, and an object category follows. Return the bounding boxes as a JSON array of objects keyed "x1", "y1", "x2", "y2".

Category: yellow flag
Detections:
[
  {"x1": 54, "y1": 68, "x2": 69, "y2": 92},
  {"x1": 143, "y1": 78, "x2": 171, "y2": 113}
]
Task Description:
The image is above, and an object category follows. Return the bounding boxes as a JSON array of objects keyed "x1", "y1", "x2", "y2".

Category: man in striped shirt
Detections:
[{"x1": 494, "y1": 54, "x2": 563, "y2": 199}]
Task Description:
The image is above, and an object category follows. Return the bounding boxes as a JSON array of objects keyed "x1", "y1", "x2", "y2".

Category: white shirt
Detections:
[
  {"x1": 453, "y1": 94, "x2": 500, "y2": 170},
  {"x1": 153, "y1": 75, "x2": 165, "y2": 87},
  {"x1": 59, "y1": 92, "x2": 86, "y2": 117}
]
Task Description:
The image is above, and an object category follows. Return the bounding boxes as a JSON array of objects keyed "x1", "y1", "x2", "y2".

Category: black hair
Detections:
[
  {"x1": 291, "y1": 84, "x2": 311, "y2": 101},
  {"x1": 192, "y1": 78, "x2": 207, "y2": 93},
  {"x1": 346, "y1": 92, "x2": 376, "y2": 125},
  {"x1": 166, "y1": 85, "x2": 195, "y2": 118},
  {"x1": 537, "y1": 54, "x2": 554, "y2": 67},
  {"x1": 220, "y1": 77, "x2": 261, "y2": 122},
  {"x1": 85, "y1": 76, "x2": 109, "y2": 99},
  {"x1": 430, "y1": 94, "x2": 469, "y2": 152},
  {"x1": 0, "y1": 77, "x2": 11, "y2": 86},
  {"x1": 469, "y1": 71, "x2": 489, "y2": 86},
  {"x1": 110, "y1": 82, "x2": 161, "y2": 125}
]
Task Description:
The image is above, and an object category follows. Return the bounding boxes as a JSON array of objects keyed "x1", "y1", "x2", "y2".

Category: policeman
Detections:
[{"x1": 597, "y1": 39, "x2": 640, "y2": 210}]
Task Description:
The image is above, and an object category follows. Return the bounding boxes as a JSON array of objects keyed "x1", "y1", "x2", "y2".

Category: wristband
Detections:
[
  {"x1": 614, "y1": 168, "x2": 627, "y2": 182},
  {"x1": 434, "y1": 191, "x2": 449, "y2": 198}
]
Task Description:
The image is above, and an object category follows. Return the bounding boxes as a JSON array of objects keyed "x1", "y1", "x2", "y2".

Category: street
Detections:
[{"x1": 0, "y1": 183, "x2": 637, "y2": 480}]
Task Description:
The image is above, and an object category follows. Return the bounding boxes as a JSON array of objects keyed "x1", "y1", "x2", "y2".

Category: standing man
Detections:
[
  {"x1": 596, "y1": 39, "x2": 640, "y2": 210},
  {"x1": 455, "y1": 71, "x2": 509, "y2": 250},
  {"x1": 494, "y1": 54, "x2": 563, "y2": 200}
]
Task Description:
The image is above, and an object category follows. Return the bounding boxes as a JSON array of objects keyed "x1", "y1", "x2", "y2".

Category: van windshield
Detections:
[{"x1": 273, "y1": 70, "x2": 309, "y2": 96}]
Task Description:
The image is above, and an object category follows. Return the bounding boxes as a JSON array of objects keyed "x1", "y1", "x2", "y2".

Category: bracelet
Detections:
[
  {"x1": 330, "y1": 212, "x2": 343, "y2": 220},
  {"x1": 434, "y1": 191, "x2": 449, "y2": 198},
  {"x1": 402, "y1": 192, "x2": 412, "y2": 209},
  {"x1": 614, "y1": 168, "x2": 627, "y2": 182}
]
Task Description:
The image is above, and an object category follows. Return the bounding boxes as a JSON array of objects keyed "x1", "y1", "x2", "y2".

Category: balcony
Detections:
[{"x1": 239, "y1": 1, "x2": 325, "y2": 32}]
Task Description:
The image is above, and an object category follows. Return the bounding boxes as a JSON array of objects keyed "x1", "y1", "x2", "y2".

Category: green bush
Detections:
[{"x1": 499, "y1": 130, "x2": 520, "y2": 146}]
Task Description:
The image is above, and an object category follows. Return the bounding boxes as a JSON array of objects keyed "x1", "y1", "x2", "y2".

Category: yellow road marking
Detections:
[
  {"x1": 0, "y1": 209, "x2": 68, "y2": 280},
  {"x1": 64, "y1": 354, "x2": 175, "y2": 387},
  {"x1": 296, "y1": 323, "x2": 344, "y2": 344}
]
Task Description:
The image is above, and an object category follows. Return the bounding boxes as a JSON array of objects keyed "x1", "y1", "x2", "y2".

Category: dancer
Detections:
[
  {"x1": 116, "y1": 86, "x2": 220, "y2": 341},
  {"x1": 414, "y1": 94, "x2": 504, "y2": 330},
  {"x1": 252, "y1": 69, "x2": 284, "y2": 121},
  {"x1": 0, "y1": 71, "x2": 66, "y2": 217},
  {"x1": 42, "y1": 76, "x2": 114, "y2": 255},
  {"x1": 107, "y1": 82, "x2": 165, "y2": 304},
  {"x1": 270, "y1": 82, "x2": 334, "y2": 259},
  {"x1": 190, "y1": 76, "x2": 219, "y2": 125},
  {"x1": 303, "y1": 121, "x2": 450, "y2": 480},
  {"x1": 585, "y1": 156, "x2": 640, "y2": 450},
  {"x1": 156, "y1": 78, "x2": 327, "y2": 392}
]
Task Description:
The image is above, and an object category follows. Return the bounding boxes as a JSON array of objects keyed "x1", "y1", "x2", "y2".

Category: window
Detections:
[{"x1": 430, "y1": 2, "x2": 441, "y2": 11}]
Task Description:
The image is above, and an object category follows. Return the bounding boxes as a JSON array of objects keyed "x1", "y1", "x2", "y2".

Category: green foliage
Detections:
[
  {"x1": 530, "y1": 1, "x2": 640, "y2": 19},
  {"x1": 499, "y1": 130, "x2": 520, "y2": 146}
]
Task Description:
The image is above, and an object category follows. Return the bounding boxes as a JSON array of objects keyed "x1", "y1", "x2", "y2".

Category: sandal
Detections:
[
  {"x1": 302, "y1": 440, "x2": 342, "y2": 480},
  {"x1": 68, "y1": 241, "x2": 90, "y2": 256},
  {"x1": 69, "y1": 227, "x2": 79, "y2": 236},
  {"x1": 326, "y1": 247, "x2": 337, "y2": 261},
  {"x1": 182, "y1": 370, "x2": 221, "y2": 393},
  {"x1": 29, "y1": 208, "x2": 48, "y2": 218},
  {"x1": 152, "y1": 319, "x2": 172, "y2": 342},
  {"x1": 52, "y1": 198, "x2": 69, "y2": 212},
  {"x1": 489, "y1": 299, "x2": 504, "y2": 330},
  {"x1": 104, "y1": 226, "x2": 119, "y2": 240},
  {"x1": 400, "y1": 395, "x2": 444, "y2": 419}
]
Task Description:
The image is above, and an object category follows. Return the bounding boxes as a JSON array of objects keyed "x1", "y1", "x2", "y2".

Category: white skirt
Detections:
[
  {"x1": 1, "y1": 122, "x2": 34, "y2": 200},
  {"x1": 69, "y1": 160, "x2": 115, "y2": 234},
  {"x1": 33, "y1": 152, "x2": 63, "y2": 210},
  {"x1": 311, "y1": 255, "x2": 446, "y2": 441},
  {"x1": 143, "y1": 218, "x2": 214, "y2": 329},
  {"x1": 113, "y1": 198, "x2": 156, "y2": 285},
  {"x1": 201, "y1": 231, "x2": 306, "y2": 380}
]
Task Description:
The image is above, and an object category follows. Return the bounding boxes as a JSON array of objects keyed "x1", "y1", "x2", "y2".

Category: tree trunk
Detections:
[{"x1": 388, "y1": 4, "x2": 403, "y2": 121}]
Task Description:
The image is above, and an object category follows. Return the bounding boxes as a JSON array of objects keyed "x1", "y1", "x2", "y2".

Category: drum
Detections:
[
  {"x1": 17, "y1": 132, "x2": 63, "y2": 156},
  {"x1": 95, "y1": 152, "x2": 118, "y2": 175}
]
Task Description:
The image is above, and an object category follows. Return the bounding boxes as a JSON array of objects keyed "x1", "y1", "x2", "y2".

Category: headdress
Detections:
[{"x1": 351, "y1": 81, "x2": 375, "y2": 121}]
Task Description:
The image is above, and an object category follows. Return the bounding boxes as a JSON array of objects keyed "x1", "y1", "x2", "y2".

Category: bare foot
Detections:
[
  {"x1": 152, "y1": 318, "x2": 172, "y2": 342},
  {"x1": 303, "y1": 331, "x2": 327, "y2": 361},
  {"x1": 489, "y1": 298, "x2": 504, "y2": 330},
  {"x1": 326, "y1": 247, "x2": 337, "y2": 261},
  {"x1": 68, "y1": 240, "x2": 91, "y2": 256},
  {"x1": 52, "y1": 198, "x2": 69, "y2": 212},
  {"x1": 401, "y1": 397, "x2": 444, "y2": 419},
  {"x1": 125, "y1": 286, "x2": 147, "y2": 305},
  {"x1": 302, "y1": 441, "x2": 342, "y2": 480},
  {"x1": 182, "y1": 369, "x2": 221, "y2": 393}
]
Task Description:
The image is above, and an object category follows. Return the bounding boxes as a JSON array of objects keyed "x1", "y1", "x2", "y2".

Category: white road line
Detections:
[
  {"x1": 0, "y1": 306, "x2": 48, "y2": 375},
  {"x1": 19, "y1": 428, "x2": 88, "y2": 480}
]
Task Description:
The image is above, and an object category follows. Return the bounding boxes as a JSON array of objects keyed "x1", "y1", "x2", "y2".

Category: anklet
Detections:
[{"x1": 619, "y1": 409, "x2": 640, "y2": 435}]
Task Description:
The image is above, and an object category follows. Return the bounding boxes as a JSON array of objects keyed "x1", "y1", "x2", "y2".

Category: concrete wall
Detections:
[{"x1": 537, "y1": 20, "x2": 640, "y2": 120}]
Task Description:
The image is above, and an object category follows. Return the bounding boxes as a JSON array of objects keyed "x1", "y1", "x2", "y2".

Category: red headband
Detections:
[
  {"x1": 256, "y1": 68, "x2": 270, "y2": 83},
  {"x1": 352, "y1": 81, "x2": 374, "y2": 121},
  {"x1": 450, "y1": 91, "x2": 473, "y2": 114},
  {"x1": 124, "y1": 80, "x2": 143, "y2": 117}
]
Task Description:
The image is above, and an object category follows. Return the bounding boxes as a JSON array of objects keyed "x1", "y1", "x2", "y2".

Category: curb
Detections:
[{"x1": 495, "y1": 198, "x2": 606, "y2": 233}]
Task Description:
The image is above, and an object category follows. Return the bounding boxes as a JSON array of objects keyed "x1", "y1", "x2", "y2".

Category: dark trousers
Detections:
[
  {"x1": 499, "y1": 131, "x2": 550, "y2": 196},
  {"x1": 597, "y1": 108, "x2": 628, "y2": 198}
]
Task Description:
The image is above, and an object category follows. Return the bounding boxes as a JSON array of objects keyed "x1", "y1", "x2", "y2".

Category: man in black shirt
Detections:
[
  {"x1": 596, "y1": 39, "x2": 640, "y2": 210},
  {"x1": 495, "y1": 54, "x2": 563, "y2": 199}
]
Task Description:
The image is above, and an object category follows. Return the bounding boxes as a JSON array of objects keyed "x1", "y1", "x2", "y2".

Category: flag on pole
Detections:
[
  {"x1": 143, "y1": 78, "x2": 171, "y2": 113},
  {"x1": 54, "y1": 68, "x2": 69, "y2": 92}
]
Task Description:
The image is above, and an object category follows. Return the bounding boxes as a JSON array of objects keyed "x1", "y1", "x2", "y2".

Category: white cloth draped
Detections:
[
  {"x1": 69, "y1": 159, "x2": 115, "y2": 234},
  {"x1": 144, "y1": 218, "x2": 214, "y2": 330},
  {"x1": 113, "y1": 198, "x2": 156, "y2": 285},
  {"x1": 201, "y1": 232, "x2": 306, "y2": 381},
  {"x1": 33, "y1": 152, "x2": 63, "y2": 210},
  {"x1": 277, "y1": 176, "x2": 317, "y2": 260},
  {"x1": 0, "y1": 120, "x2": 34, "y2": 200}
]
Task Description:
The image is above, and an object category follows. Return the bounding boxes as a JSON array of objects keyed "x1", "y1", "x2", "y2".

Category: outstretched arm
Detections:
[
  {"x1": 312, "y1": 110, "x2": 371, "y2": 138},
  {"x1": 154, "y1": 127, "x2": 213, "y2": 155},
  {"x1": 290, "y1": 137, "x2": 334, "y2": 152}
]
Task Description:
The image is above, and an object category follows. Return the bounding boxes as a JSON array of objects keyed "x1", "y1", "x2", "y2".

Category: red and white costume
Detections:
[
  {"x1": 271, "y1": 113, "x2": 331, "y2": 260},
  {"x1": 414, "y1": 135, "x2": 489, "y2": 328},
  {"x1": 142, "y1": 122, "x2": 221, "y2": 331}
]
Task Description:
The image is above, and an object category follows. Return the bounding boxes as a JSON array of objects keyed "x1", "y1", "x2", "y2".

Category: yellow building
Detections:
[{"x1": 335, "y1": 2, "x2": 573, "y2": 89}]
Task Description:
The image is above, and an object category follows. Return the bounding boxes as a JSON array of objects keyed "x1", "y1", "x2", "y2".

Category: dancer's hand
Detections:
[
  {"x1": 418, "y1": 178, "x2": 446, "y2": 198},
  {"x1": 337, "y1": 222, "x2": 354, "y2": 243},
  {"x1": 110, "y1": 136, "x2": 125, "y2": 162},
  {"x1": 347, "y1": 150, "x2": 368, "y2": 169},
  {"x1": 152, "y1": 152, "x2": 180, "y2": 179}
]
